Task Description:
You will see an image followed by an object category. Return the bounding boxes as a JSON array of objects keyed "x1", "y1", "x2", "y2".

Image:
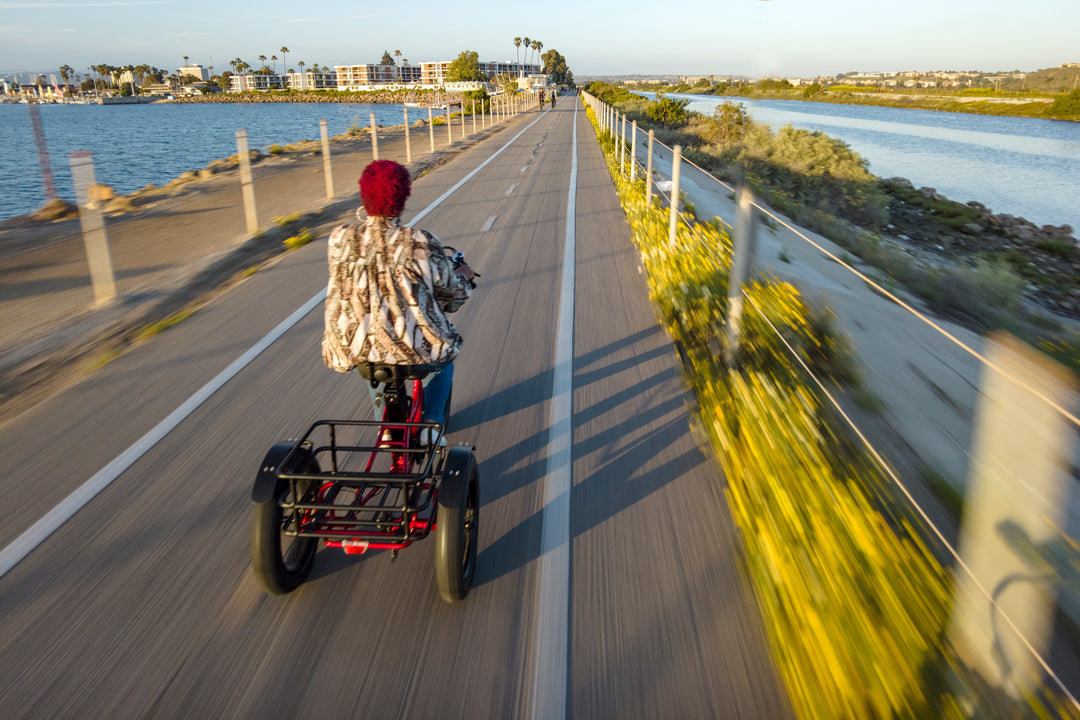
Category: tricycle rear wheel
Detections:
[
  {"x1": 251, "y1": 447, "x2": 318, "y2": 594},
  {"x1": 434, "y1": 448, "x2": 479, "y2": 603}
]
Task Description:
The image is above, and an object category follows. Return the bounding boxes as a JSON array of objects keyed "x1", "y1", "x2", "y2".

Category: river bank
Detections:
[{"x1": 632, "y1": 84, "x2": 1080, "y2": 122}]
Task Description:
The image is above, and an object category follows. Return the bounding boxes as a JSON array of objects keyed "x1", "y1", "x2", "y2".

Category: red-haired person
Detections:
[{"x1": 322, "y1": 160, "x2": 477, "y2": 443}]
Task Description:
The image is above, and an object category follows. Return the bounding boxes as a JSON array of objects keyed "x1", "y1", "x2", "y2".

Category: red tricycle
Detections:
[{"x1": 250, "y1": 362, "x2": 479, "y2": 603}]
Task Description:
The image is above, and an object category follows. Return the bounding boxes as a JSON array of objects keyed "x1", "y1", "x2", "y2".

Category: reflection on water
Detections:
[{"x1": 647, "y1": 92, "x2": 1080, "y2": 230}]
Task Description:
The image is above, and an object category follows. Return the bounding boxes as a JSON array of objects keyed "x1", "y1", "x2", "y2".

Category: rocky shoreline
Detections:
[
  {"x1": 880, "y1": 177, "x2": 1080, "y2": 318},
  {"x1": 165, "y1": 90, "x2": 465, "y2": 105}
]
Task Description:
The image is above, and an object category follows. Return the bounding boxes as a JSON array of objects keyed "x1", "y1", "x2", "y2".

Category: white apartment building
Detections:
[
  {"x1": 335, "y1": 64, "x2": 419, "y2": 90},
  {"x1": 179, "y1": 64, "x2": 210, "y2": 82},
  {"x1": 286, "y1": 69, "x2": 338, "y2": 91},
  {"x1": 420, "y1": 60, "x2": 538, "y2": 86},
  {"x1": 229, "y1": 73, "x2": 285, "y2": 92}
]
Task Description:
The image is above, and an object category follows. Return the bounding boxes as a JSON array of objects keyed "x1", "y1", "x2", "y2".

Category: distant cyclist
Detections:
[
  {"x1": 550, "y1": 89, "x2": 556, "y2": 109},
  {"x1": 322, "y1": 160, "x2": 478, "y2": 438}
]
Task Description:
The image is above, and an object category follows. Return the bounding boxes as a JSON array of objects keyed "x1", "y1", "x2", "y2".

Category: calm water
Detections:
[
  {"x1": 2, "y1": 99, "x2": 1079, "y2": 229},
  {"x1": 0, "y1": 102, "x2": 449, "y2": 220},
  {"x1": 642, "y1": 92, "x2": 1080, "y2": 231}
]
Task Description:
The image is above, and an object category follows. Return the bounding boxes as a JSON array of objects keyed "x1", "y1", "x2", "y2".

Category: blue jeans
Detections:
[{"x1": 422, "y1": 362, "x2": 453, "y2": 425}]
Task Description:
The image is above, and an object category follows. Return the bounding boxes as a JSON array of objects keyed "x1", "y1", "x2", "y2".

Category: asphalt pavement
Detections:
[{"x1": 0, "y1": 98, "x2": 792, "y2": 718}]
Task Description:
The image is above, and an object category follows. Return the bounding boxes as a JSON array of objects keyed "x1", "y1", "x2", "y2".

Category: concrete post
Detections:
[
  {"x1": 646, "y1": 130, "x2": 655, "y2": 207},
  {"x1": 319, "y1": 119, "x2": 333, "y2": 200},
  {"x1": 949, "y1": 333, "x2": 1078, "y2": 698},
  {"x1": 403, "y1": 106, "x2": 412, "y2": 164},
  {"x1": 235, "y1": 129, "x2": 259, "y2": 236},
  {"x1": 726, "y1": 186, "x2": 757, "y2": 363},
  {"x1": 668, "y1": 145, "x2": 683, "y2": 248},
  {"x1": 69, "y1": 150, "x2": 116, "y2": 305},
  {"x1": 472, "y1": 100, "x2": 476, "y2": 135},
  {"x1": 630, "y1": 121, "x2": 637, "y2": 182},
  {"x1": 428, "y1": 106, "x2": 435, "y2": 153},
  {"x1": 369, "y1": 112, "x2": 379, "y2": 160}
]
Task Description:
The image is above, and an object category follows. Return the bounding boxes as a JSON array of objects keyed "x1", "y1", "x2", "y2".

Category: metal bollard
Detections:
[
  {"x1": 369, "y1": 112, "x2": 379, "y2": 160},
  {"x1": 403, "y1": 106, "x2": 411, "y2": 164},
  {"x1": 319, "y1": 119, "x2": 333, "y2": 199},
  {"x1": 236, "y1": 129, "x2": 259, "y2": 236},
  {"x1": 69, "y1": 150, "x2": 116, "y2": 305}
]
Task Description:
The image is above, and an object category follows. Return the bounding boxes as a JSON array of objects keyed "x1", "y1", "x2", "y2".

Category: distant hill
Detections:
[{"x1": 1001, "y1": 64, "x2": 1080, "y2": 93}]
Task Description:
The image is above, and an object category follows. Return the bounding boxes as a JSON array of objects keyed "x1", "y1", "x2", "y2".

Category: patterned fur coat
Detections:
[{"x1": 322, "y1": 212, "x2": 470, "y2": 371}]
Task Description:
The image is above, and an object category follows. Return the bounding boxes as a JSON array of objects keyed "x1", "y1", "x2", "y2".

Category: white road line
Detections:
[
  {"x1": 482, "y1": 215, "x2": 498, "y2": 232},
  {"x1": 528, "y1": 99, "x2": 577, "y2": 720},
  {"x1": 521, "y1": 166, "x2": 529, "y2": 174},
  {"x1": 0, "y1": 115, "x2": 546, "y2": 581},
  {"x1": 506, "y1": 184, "x2": 517, "y2": 196}
]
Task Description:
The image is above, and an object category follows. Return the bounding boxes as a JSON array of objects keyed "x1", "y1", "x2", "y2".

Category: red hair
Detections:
[{"x1": 359, "y1": 160, "x2": 411, "y2": 217}]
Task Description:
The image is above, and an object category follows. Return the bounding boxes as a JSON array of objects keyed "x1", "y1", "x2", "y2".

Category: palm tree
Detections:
[
  {"x1": 271, "y1": 54, "x2": 278, "y2": 73},
  {"x1": 298, "y1": 60, "x2": 306, "y2": 89},
  {"x1": 514, "y1": 37, "x2": 522, "y2": 72},
  {"x1": 521, "y1": 37, "x2": 530, "y2": 76},
  {"x1": 58, "y1": 64, "x2": 73, "y2": 87},
  {"x1": 534, "y1": 41, "x2": 543, "y2": 74},
  {"x1": 280, "y1": 46, "x2": 289, "y2": 75}
]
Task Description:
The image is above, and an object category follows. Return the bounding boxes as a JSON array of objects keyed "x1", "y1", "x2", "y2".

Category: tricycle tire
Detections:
[
  {"x1": 251, "y1": 445, "x2": 318, "y2": 595},
  {"x1": 434, "y1": 448, "x2": 479, "y2": 603}
]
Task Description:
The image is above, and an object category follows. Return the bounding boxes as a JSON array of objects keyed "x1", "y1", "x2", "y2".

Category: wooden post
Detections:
[
  {"x1": 726, "y1": 185, "x2": 757, "y2": 363},
  {"x1": 949, "y1": 333, "x2": 1078, "y2": 697},
  {"x1": 668, "y1": 145, "x2": 683, "y2": 248},
  {"x1": 646, "y1": 130, "x2": 655, "y2": 207},
  {"x1": 630, "y1": 121, "x2": 637, "y2": 182},
  {"x1": 69, "y1": 150, "x2": 116, "y2": 305},
  {"x1": 319, "y1": 119, "x2": 333, "y2": 199},
  {"x1": 428, "y1": 106, "x2": 434, "y2": 153},
  {"x1": 446, "y1": 105, "x2": 452, "y2": 145},
  {"x1": 369, "y1": 112, "x2": 379, "y2": 160},
  {"x1": 235, "y1": 129, "x2": 259, "y2": 236},
  {"x1": 28, "y1": 101, "x2": 57, "y2": 200},
  {"x1": 472, "y1": 100, "x2": 476, "y2": 135},
  {"x1": 403, "y1": 106, "x2": 411, "y2": 164}
]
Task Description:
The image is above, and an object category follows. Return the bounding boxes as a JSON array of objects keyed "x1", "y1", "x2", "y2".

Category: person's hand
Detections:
[{"x1": 454, "y1": 262, "x2": 480, "y2": 287}]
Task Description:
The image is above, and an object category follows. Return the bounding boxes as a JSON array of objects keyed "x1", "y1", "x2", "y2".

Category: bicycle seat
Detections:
[{"x1": 356, "y1": 362, "x2": 437, "y2": 385}]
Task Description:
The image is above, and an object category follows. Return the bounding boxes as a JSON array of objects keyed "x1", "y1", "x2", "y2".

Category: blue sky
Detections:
[{"x1": 1, "y1": 0, "x2": 1078, "y2": 80}]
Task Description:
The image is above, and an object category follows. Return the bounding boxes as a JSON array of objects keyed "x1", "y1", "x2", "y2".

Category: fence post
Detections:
[
  {"x1": 319, "y1": 119, "x2": 334, "y2": 200},
  {"x1": 472, "y1": 100, "x2": 476, "y2": 135},
  {"x1": 428, "y1": 106, "x2": 435, "y2": 153},
  {"x1": 726, "y1": 185, "x2": 757, "y2": 364},
  {"x1": 460, "y1": 101, "x2": 466, "y2": 140},
  {"x1": 69, "y1": 150, "x2": 116, "y2": 305},
  {"x1": 620, "y1": 114, "x2": 627, "y2": 175},
  {"x1": 630, "y1": 121, "x2": 638, "y2": 182},
  {"x1": 949, "y1": 333, "x2": 1078, "y2": 697},
  {"x1": 28, "y1": 101, "x2": 58, "y2": 200},
  {"x1": 446, "y1": 106, "x2": 452, "y2": 145},
  {"x1": 236, "y1": 129, "x2": 259, "y2": 236},
  {"x1": 369, "y1": 112, "x2": 379, "y2": 160},
  {"x1": 646, "y1": 130, "x2": 655, "y2": 207},
  {"x1": 403, "y1": 106, "x2": 412, "y2": 164},
  {"x1": 668, "y1": 144, "x2": 683, "y2": 248}
]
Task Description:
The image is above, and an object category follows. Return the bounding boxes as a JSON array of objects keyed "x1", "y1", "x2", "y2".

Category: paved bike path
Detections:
[{"x1": 0, "y1": 98, "x2": 790, "y2": 718}]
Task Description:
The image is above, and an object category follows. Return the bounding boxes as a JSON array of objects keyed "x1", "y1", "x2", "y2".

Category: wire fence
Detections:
[{"x1": 584, "y1": 91, "x2": 1080, "y2": 710}]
